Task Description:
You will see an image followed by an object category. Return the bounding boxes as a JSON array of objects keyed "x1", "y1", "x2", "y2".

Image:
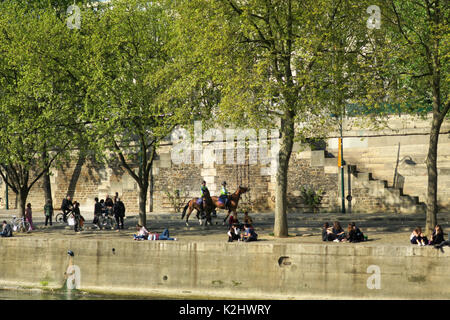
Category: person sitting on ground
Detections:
[
  {"x1": 0, "y1": 220, "x2": 13, "y2": 237},
  {"x1": 322, "y1": 222, "x2": 332, "y2": 241},
  {"x1": 429, "y1": 224, "x2": 444, "y2": 245},
  {"x1": 148, "y1": 228, "x2": 177, "y2": 241},
  {"x1": 227, "y1": 223, "x2": 240, "y2": 242},
  {"x1": 434, "y1": 232, "x2": 450, "y2": 250},
  {"x1": 332, "y1": 221, "x2": 346, "y2": 242},
  {"x1": 243, "y1": 211, "x2": 253, "y2": 227},
  {"x1": 241, "y1": 224, "x2": 258, "y2": 242},
  {"x1": 347, "y1": 222, "x2": 365, "y2": 243},
  {"x1": 133, "y1": 224, "x2": 149, "y2": 240},
  {"x1": 410, "y1": 227, "x2": 428, "y2": 246}
]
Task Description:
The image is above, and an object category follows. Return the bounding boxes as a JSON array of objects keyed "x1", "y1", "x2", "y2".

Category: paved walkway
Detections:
[{"x1": 1, "y1": 208, "x2": 449, "y2": 246}]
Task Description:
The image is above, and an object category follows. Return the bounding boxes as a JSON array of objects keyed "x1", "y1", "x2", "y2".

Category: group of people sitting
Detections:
[
  {"x1": 227, "y1": 211, "x2": 258, "y2": 242},
  {"x1": 133, "y1": 224, "x2": 177, "y2": 241},
  {"x1": 410, "y1": 225, "x2": 447, "y2": 247},
  {"x1": 322, "y1": 221, "x2": 366, "y2": 243}
]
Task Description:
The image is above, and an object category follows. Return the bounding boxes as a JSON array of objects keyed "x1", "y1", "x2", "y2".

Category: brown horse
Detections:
[
  {"x1": 181, "y1": 188, "x2": 215, "y2": 226},
  {"x1": 210, "y1": 186, "x2": 249, "y2": 224}
]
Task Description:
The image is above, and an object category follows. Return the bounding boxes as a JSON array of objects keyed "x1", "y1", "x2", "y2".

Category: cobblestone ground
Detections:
[{"x1": 1, "y1": 208, "x2": 449, "y2": 246}]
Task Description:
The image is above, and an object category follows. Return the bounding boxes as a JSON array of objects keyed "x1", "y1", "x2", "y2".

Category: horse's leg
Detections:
[
  {"x1": 198, "y1": 209, "x2": 203, "y2": 225},
  {"x1": 223, "y1": 211, "x2": 230, "y2": 225},
  {"x1": 185, "y1": 206, "x2": 193, "y2": 227}
]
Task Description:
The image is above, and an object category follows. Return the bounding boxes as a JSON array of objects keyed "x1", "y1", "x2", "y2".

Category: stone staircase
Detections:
[{"x1": 310, "y1": 150, "x2": 427, "y2": 214}]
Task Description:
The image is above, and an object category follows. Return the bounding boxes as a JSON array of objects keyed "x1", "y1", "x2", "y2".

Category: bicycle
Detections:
[
  {"x1": 55, "y1": 210, "x2": 73, "y2": 224},
  {"x1": 10, "y1": 216, "x2": 31, "y2": 233}
]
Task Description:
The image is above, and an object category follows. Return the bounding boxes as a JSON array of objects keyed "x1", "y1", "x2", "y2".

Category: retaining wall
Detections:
[{"x1": 0, "y1": 237, "x2": 449, "y2": 299}]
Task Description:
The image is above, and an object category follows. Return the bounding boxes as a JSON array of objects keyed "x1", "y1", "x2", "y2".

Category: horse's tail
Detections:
[{"x1": 181, "y1": 202, "x2": 189, "y2": 220}]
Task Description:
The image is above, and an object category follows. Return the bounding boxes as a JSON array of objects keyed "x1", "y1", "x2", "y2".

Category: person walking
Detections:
[
  {"x1": 25, "y1": 203, "x2": 34, "y2": 232},
  {"x1": 44, "y1": 199, "x2": 54, "y2": 226},
  {"x1": 93, "y1": 197, "x2": 102, "y2": 229}
]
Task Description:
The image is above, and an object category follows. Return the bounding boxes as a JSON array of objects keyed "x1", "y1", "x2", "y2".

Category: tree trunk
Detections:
[
  {"x1": 273, "y1": 114, "x2": 295, "y2": 237},
  {"x1": 18, "y1": 188, "x2": 29, "y2": 219},
  {"x1": 42, "y1": 149, "x2": 52, "y2": 205},
  {"x1": 149, "y1": 162, "x2": 154, "y2": 213},
  {"x1": 138, "y1": 184, "x2": 148, "y2": 227},
  {"x1": 425, "y1": 113, "x2": 443, "y2": 235}
]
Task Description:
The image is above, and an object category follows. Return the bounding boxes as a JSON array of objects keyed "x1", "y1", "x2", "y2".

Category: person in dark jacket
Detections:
[
  {"x1": 322, "y1": 222, "x2": 333, "y2": 241},
  {"x1": 113, "y1": 197, "x2": 126, "y2": 230},
  {"x1": 0, "y1": 220, "x2": 13, "y2": 237},
  {"x1": 93, "y1": 197, "x2": 102, "y2": 229},
  {"x1": 429, "y1": 225, "x2": 445, "y2": 245},
  {"x1": 61, "y1": 195, "x2": 73, "y2": 223},
  {"x1": 72, "y1": 201, "x2": 84, "y2": 232},
  {"x1": 347, "y1": 222, "x2": 365, "y2": 242}
]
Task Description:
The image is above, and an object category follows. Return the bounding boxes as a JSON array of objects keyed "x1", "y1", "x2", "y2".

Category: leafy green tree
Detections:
[
  {"x1": 0, "y1": 1, "x2": 88, "y2": 216},
  {"x1": 172, "y1": 0, "x2": 373, "y2": 236},
  {"x1": 83, "y1": 0, "x2": 193, "y2": 226},
  {"x1": 360, "y1": 1, "x2": 449, "y2": 234}
]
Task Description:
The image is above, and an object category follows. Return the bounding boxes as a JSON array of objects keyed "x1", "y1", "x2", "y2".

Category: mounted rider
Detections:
[
  {"x1": 197, "y1": 181, "x2": 208, "y2": 215},
  {"x1": 219, "y1": 181, "x2": 231, "y2": 209}
]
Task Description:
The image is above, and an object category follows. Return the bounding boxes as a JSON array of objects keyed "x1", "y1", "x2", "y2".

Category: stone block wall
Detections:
[{"x1": 0, "y1": 115, "x2": 448, "y2": 214}]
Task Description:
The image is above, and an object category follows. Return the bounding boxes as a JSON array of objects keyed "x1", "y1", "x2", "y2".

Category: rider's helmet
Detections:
[{"x1": 222, "y1": 181, "x2": 227, "y2": 186}]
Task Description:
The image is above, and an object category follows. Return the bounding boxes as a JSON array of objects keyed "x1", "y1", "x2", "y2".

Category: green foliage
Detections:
[
  {"x1": 300, "y1": 186, "x2": 324, "y2": 213},
  {"x1": 164, "y1": 189, "x2": 188, "y2": 213}
]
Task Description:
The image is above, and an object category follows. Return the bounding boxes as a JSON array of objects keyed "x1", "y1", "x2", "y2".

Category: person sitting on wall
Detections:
[
  {"x1": 410, "y1": 227, "x2": 428, "y2": 246},
  {"x1": 0, "y1": 220, "x2": 13, "y2": 237},
  {"x1": 227, "y1": 223, "x2": 240, "y2": 242},
  {"x1": 331, "y1": 221, "x2": 346, "y2": 242}
]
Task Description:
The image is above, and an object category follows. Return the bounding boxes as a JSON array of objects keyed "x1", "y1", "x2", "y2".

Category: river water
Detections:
[{"x1": 0, "y1": 288, "x2": 170, "y2": 300}]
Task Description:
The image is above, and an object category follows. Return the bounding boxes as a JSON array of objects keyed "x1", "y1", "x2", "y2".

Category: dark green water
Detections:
[{"x1": 0, "y1": 288, "x2": 173, "y2": 300}]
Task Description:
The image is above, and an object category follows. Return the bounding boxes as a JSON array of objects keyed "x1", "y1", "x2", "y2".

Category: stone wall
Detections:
[
  {"x1": 0, "y1": 115, "x2": 448, "y2": 214},
  {"x1": 0, "y1": 237, "x2": 449, "y2": 299}
]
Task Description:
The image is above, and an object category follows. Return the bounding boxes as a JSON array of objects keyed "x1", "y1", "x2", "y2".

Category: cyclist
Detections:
[{"x1": 61, "y1": 195, "x2": 73, "y2": 223}]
